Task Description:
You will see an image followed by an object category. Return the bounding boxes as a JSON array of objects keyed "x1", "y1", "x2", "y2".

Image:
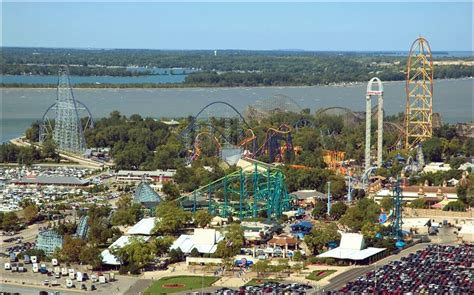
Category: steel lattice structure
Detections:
[
  {"x1": 391, "y1": 180, "x2": 404, "y2": 241},
  {"x1": 404, "y1": 37, "x2": 434, "y2": 150},
  {"x1": 39, "y1": 100, "x2": 94, "y2": 145},
  {"x1": 40, "y1": 67, "x2": 91, "y2": 153},
  {"x1": 179, "y1": 163, "x2": 293, "y2": 220}
]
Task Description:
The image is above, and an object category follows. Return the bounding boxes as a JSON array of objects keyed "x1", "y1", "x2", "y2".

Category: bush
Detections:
[{"x1": 443, "y1": 201, "x2": 467, "y2": 212}]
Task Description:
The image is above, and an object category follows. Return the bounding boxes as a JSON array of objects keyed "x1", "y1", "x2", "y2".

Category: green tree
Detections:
[
  {"x1": 292, "y1": 250, "x2": 304, "y2": 262},
  {"x1": 22, "y1": 205, "x2": 39, "y2": 224},
  {"x1": 214, "y1": 223, "x2": 244, "y2": 258},
  {"x1": 154, "y1": 202, "x2": 191, "y2": 235},
  {"x1": 361, "y1": 222, "x2": 383, "y2": 239},
  {"x1": 42, "y1": 139, "x2": 58, "y2": 160},
  {"x1": 79, "y1": 245, "x2": 102, "y2": 269},
  {"x1": 253, "y1": 260, "x2": 270, "y2": 277},
  {"x1": 169, "y1": 248, "x2": 184, "y2": 263},
  {"x1": 189, "y1": 248, "x2": 200, "y2": 257},
  {"x1": 339, "y1": 198, "x2": 381, "y2": 231},
  {"x1": 0, "y1": 212, "x2": 21, "y2": 232},
  {"x1": 60, "y1": 236, "x2": 86, "y2": 263},
  {"x1": 312, "y1": 201, "x2": 327, "y2": 219},
  {"x1": 409, "y1": 198, "x2": 427, "y2": 209},
  {"x1": 422, "y1": 137, "x2": 443, "y2": 162},
  {"x1": 194, "y1": 210, "x2": 212, "y2": 228},
  {"x1": 329, "y1": 202, "x2": 347, "y2": 220},
  {"x1": 111, "y1": 194, "x2": 143, "y2": 226},
  {"x1": 153, "y1": 236, "x2": 174, "y2": 257},
  {"x1": 379, "y1": 196, "x2": 394, "y2": 211},
  {"x1": 25, "y1": 121, "x2": 40, "y2": 142},
  {"x1": 113, "y1": 237, "x2": 154, "y2": 273},
  {"x1": 304, "y1": 223, "x2": 340, "y2": 255},
  {"x1": 443, "y1": 201, "x2": 466, "y2": 212},
  {"x1": 162, "y1": 182, "x2": 181, "y2": 200}
]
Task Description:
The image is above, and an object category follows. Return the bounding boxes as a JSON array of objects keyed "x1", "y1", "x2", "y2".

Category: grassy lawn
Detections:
[
  {"x1": 144, "y1": 276, "x2": 220, "y2": 294},
  {"x1": 305, "y1": 269, "x2": 337, "y2": 281}
]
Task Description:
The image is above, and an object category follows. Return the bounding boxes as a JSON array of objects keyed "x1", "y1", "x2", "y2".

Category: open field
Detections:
[{"x1": 143, "y1": 276, "x2": 220, "y2": 295}]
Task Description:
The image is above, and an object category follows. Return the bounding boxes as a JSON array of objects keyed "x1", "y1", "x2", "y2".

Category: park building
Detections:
[
  {"x1": 101, "y1": 217, "x2": 158, "y2": 266},
  {"x1": 171, "y1": 228, "x2": 224, "y2": 255},
  {"x1": 115, "y1": 169, "x2": 175, "y2": 184},
  {"x1": 13, "y1": 175, "x2": 89, "y2": 187},
  {"x1": 374, "y1": 185, "x2": 458, "y2": 205},
  {"x1": 36, "y1": 230, "x2": 64, "y2": 255},
  {"x1": 133, "y1": 182, "x2": 163, "y2": 210},
  {"x1": 291, "y1": 189, "x2": 326, "y2": 208},
  {"x1": 317, "y1": 232, "x2": 386, "y2": 265}
]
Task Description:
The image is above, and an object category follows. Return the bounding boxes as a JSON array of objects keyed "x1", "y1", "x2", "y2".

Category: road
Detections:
[
  {"x1": 322, "y1": 242, "x2": 430, "y2": 292},
  {"x1": 9, "y1": 137, "x2": 108, "y2": 169}
]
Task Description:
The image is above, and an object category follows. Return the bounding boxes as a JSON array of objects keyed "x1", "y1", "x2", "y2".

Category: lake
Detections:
[{"x1": 1, "y1": 78, "x2": 472, "y2": 142}]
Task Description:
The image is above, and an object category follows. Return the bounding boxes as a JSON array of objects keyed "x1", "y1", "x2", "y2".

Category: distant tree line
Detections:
[{"x1": 1, "y1": 47, "x2": 472, "y2": 87}]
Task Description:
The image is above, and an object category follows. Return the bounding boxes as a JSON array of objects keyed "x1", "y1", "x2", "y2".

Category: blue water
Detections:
[{"x1": 1, "y1": 79, "x2": 472, "y2": 143}]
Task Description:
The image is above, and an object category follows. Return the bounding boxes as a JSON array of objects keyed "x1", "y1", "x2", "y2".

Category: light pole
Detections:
[{"x1": 327, "y1": 181, "x2": 331, "y2": 216}]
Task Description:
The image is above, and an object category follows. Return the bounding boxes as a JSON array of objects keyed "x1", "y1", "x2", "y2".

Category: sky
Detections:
[{"x1": 2, "y1": 1, "x2": 472, "y2": 51}]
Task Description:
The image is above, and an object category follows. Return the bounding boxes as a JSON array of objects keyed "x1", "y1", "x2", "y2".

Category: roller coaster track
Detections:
[
  {"x1": 177, "y1": 163, "x2": 292, "y2": 219},
  {"x1": 189, "y1": 132, "x2": 222, "y2": 162},
  {"x1": 255, "y1": 124, "x2": 294, "y2": 162},
  {"x1": 179, "y1": 101, "x2": 251, "y2": 140}
]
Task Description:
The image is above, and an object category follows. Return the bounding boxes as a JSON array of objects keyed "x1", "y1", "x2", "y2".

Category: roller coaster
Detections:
[
  {"x1": 189, "y1": 132, "x2": 222, "y2": 162},
  {"x1": 179, "y1": 101, "x2": 255, "y2": 164},
  {"x1": 178, "y1": 162, "x2": 293, "y2": 220},
  {"x1": 255, "y1": 124, "x2": 295, "y2": 163}
]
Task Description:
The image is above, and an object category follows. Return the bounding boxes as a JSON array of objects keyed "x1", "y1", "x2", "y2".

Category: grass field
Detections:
[
  {"x1": 305, "y1": 269, "x2": 337, "y2": 281},
  {"x1": 144, "y1": 276, "x2": 220, "y2": 294}
]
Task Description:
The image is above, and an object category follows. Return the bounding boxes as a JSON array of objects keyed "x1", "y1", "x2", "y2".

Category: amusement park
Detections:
[{"x1": 1, "y1": 34, "x2": 473, "y2": 295}]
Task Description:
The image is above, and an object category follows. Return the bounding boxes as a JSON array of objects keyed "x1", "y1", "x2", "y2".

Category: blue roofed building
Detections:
[
  {"x1": 133, "y1": 182, "x2": 162, "y2": 210},
  {"x1": 290, "y1": 220, "x2": 313, "y2": 239}
]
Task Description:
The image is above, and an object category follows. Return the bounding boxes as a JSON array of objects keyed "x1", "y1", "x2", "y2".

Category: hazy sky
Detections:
[{"x1": 2, "y1": 1, "x2": 472, "y2": 51}]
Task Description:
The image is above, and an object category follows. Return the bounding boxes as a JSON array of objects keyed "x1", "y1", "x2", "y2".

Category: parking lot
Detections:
[
  {"x1": 215, "y1": 282, "x2": 314, "y2": 295},
  {"x1": 0, "y1": 257, "x2": 137, "y2": 294},
  {"x1": 337, "y1": 244, "x2": 473, "y2": 293}
]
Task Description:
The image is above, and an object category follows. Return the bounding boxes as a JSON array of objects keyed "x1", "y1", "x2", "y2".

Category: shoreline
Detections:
[{"x1": 1, "y1": 77, "x2": 472, "y2": 91}]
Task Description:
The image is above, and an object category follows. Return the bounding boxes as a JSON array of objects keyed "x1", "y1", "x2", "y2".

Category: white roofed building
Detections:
[
  {"x1": 127, "y1": 217, "x2": 158, "y2": 236},
  {"x1": 170, "y1": 228, "x2": 224, "y2": 255},
  {"x1": 101, "y1": 217, "x2": 158, "y2": 265},
  {"x1": 101, "y1": 235, "x2": 150, "y2": 265},
  {"x1": 317, "y1": 233, "x2": 386, "y2": 265}
]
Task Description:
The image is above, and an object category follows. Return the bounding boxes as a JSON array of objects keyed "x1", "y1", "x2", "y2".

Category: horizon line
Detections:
[{"x1": 2, "y1": 45, "x2": 473, "y2": 53}]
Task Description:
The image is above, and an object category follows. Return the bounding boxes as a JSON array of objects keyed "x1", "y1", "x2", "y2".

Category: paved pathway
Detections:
[{"x1": 124, "y1": 279, "x2": 153, "y2": 295}]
